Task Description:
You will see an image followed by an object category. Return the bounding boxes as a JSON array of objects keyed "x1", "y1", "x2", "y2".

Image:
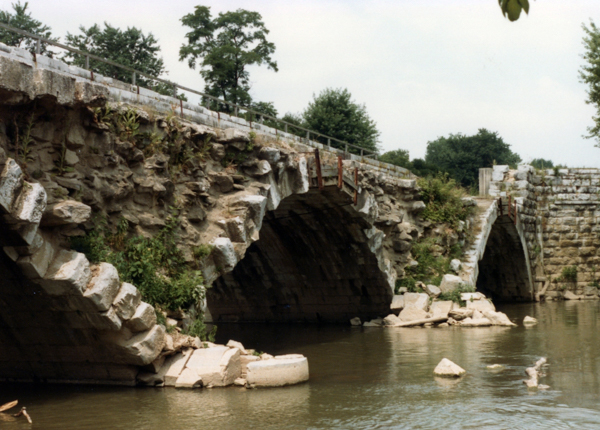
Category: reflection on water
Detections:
[{"x1": 2, "y1": 302, "x2": 600, "y2": 429}]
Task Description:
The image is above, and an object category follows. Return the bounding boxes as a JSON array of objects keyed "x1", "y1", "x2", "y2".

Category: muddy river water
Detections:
[{"x1": 2, "y1": 301, "x2": 600, "y2": 429}]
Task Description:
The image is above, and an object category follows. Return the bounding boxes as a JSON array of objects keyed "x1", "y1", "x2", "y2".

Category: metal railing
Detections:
[{"x1": 0, "y1": 21, "x2": 378, "y2": 158}]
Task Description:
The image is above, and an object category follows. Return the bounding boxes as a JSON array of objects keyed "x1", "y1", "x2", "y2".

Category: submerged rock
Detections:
[{"x1": 523, "y1": 316, "x2": 538, "y2": 325}]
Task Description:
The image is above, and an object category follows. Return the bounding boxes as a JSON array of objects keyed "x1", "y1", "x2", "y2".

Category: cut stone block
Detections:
[
  {"x1": 164, "y1": 349, "x2": 194, "y2": 387},
  {"x1": 240, "y1": 355, "x2": 260, "y2": 377},
  {"x1": 404, "y1": 292, "x2": 430, "y2": 311},
  {"x1": 383, "y1": 314, "x2": 402, "y2": 325},
  {"x1": 112, "y1": 282, "x2": 142, "y2": 320},
  {"x1": 430, "y1": 301, "x2": 456, "y2": 318},
  {"x1": 483, "y1": 310, "x2": 516, "y2": 327},
  {"x1": 246, "y1": 355, "x2": 309, "y2": 387},
  {"x1": 211, "y1": 237, "x2": 237, "y2": 272},
  {"x1": 16, "y1": 238, "x2": 56, "y2": 279},
  {"x1": 184, "y1": 346, "x2": 241, "y2": 387},
  {"x1": 439, "y1": 274, "x2": 464, "y2": 294},
  {"x1": 114, "y1": 325, "x2": 166, "y2": 366},
  {"x1": 226, "y1": 339, "x2": 247, "y2": 354},
  {"x1": 231, "y1": 195, "x2": 267, "y2": 231},
  {"x1": 424, "y1": 284, "x2": 441, "y2": 298},
  {"x1": 42, "y1": 200, "x2": 91, "y2": 226},
  {"x1": 39, "y1": 250, "x2": 91, "y2": 295},
  {"x1": 466, "y1": 299, "x2": 496, "y2": 313},
  {"x1": 127, "y1": 302, "x2": 157, "y2": 332},
  {"x1": 175, "y1": 367, "x2": 203, "y2": 388},
  {"x1": 460, "y1": 317, "x2": 492, "y2": 327},
  {"x1": 399, "y1": 307, "x2": 428, "y2": 322},
  {"x1": 11, "y1": 182, "x2": 47, "y2": 225},
  {"x1": 85, "y1": 307, "x2": 122, "y2": 331},
  {"x1": 0, "y1": 158, "x2": 23, "y2": 214},
  {"x1": 84, "y1": 263, "x2": 120, "y2": 311}
]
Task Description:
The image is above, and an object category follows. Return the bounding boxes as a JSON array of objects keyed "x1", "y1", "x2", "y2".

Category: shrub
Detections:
[
  {"x1": 71, "y1": 216, "x2": 207, "y2": 313},
  {"x1": 437, "y1": 285, "x2": 476, "y2": 306},
  {"x1": 418, "y1": 173, "x2": 474, "y2": 228},
  {"x1": 559, "y1": 266, "x2": 577, "y2": 283}
]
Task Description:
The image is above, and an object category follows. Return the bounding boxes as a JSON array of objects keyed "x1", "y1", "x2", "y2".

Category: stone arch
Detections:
[
  {"x1": 207, "y1": 185, "x2": 394, "y2": 323},
  {"x1": 469, "y1": 200, "x2": 535, "y2": 302}
]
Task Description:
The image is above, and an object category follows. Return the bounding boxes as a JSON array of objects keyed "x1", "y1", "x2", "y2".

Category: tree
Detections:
[
  {"x1": 302, "y1": 88, "x2": 380, "y2": 154},
  {"x1": 498, "y1": 0, "x2": 531, "y2": 22},
  {"x1": 0, "y1": 1, "x2": 57, "y2": 55},
  {"x1": 179, "y1": 6, "x2": 277, "y2": 111},
  {"x1": 379, "y1": 149, "x2": 411, "y2": 169},
  {"x1": 63, "y1": 23, "x2": 169, "y2": 94},
  {"x1": 530, "y1": 158, "x2": 554, "y2": 169},
  {"x1": 425, "y1": 129, "x2": 521, "y2": 188},
  {"x1": 580, "y1": 20, "x2": 600, "y2": 146}
]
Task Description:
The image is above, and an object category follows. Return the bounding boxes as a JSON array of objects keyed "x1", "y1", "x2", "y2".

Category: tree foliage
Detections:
[
  {"x1": 180, "y1": 6, "x2": 277, "y2": 111},
  {"x1": 379, "y1": 149, "x2": 411, "y2": 169},
  {"x1": 302, "y1": 88, "x2": 380, "y2": 154},
  {"x1": 530, "y1": 158, "x2": 554, "y2": 169},
  {"x1": 0, "y1": 1, "x2": 57, "y2": 55},
  {"x1": 498, "y1": 0, "x2": 531, "y2": 22},
  {"x1": 580, "y1": 20, "x2": 600, "y2": 146},
  {"x1": 425, "y1": 129, "x2": 521, "y2": 188},
  {"x1": 63, "y1": 23, "x2": 167, "y2": 92}
]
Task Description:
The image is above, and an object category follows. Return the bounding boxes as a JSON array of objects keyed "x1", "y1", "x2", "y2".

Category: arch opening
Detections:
[
  {"x1": 207, "y1": 187, "x2": 393, "y2": 323},
  {"x1": 476, "y1": 216, "x2": 532, "y2": 302}
]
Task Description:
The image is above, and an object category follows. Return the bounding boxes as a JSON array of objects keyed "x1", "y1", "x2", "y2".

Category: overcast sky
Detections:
[{"x1": 18, "y1": 0, "x2": 600, "y2": 166}]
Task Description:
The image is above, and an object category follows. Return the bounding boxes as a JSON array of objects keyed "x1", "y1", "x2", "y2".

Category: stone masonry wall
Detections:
[{"x1": 489, "y1": 165, "x2": 600, "y2": 299}]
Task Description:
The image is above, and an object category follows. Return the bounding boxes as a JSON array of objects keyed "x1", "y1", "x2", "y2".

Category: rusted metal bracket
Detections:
[
  {"x1": 337, "y1": 156, "x2": 343, "y2": 189},
  {"x1": 353, "y1": 167, "x2": 358, "y2": 205},
  {"x1": 314, "y1": 149, "x2": 324, "y2": 190}
]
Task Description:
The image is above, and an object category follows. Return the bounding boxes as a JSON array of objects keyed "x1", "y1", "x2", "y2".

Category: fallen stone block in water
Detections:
[
  {"x1": 460, "y1": 317, "x2": 492, "y2": 327},
  {"x1": 403, "y1": 292, "x2": 429, "y2": 311},
  {"x1": 399, "y1": 306, "x2": 429, "y2": 322},
  {"x1": 184, "y1": 346, "x2": 241, "y2": 387},
  {"x1": 349, "y1": 317, "x2": 361, "y2": 326},
  {"x1": 523, "y1": 316, "x2": 538, "y2": 325},
  {"x1": 383, "y1": 314, "x2": 401, "y2": 326},
  {"x1": 175, "y1": 368, "x2": 203, "y2": 388},
  {"x1": 430, "y1": 301, "x2": 456, "y2": 319},
  {"x1": 246, "y1": 355, "x2": 309, "y2": 387},
  {"x1": 466, "y1": 299, "x2": 495, "y2": 313},
  {"x1": 483, "y1": 310, "x2": 517, "y2": 327},
  {"x1": 433, "y1": 358, "x2": 466, "y2": 377},
  {"x1": 448, "y1": 308, "x2": 473, "y2": 321}
]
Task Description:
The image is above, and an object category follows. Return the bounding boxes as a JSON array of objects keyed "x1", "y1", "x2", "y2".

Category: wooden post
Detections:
[
  {"x1": 315, "y1": 149, "x2": 324, "y2": 190},
  {"x1": 337, "y1": 156, "x2": 343, "y2": 189},
  {"x1": 354, "y1": 167, "x2": 358, "y2": 205}
]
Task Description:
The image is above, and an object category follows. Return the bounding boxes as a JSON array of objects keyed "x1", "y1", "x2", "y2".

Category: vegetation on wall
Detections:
[
  {"x1": 71, "y1": 215, "x2": 215, "y2": 340},
  {"x1": 418, "y1": 173, "x2": 475, "y2": 228}
]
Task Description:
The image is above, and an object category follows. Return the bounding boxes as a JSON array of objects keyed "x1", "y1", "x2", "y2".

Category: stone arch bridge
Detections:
[{"x1": 0, "y1": 44, "x2": 594, "y2": 385}]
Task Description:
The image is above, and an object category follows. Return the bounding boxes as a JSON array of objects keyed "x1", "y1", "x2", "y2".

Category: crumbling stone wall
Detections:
[{"x1": 0, "y1": 42, "x2": 432, "y2": 383}]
